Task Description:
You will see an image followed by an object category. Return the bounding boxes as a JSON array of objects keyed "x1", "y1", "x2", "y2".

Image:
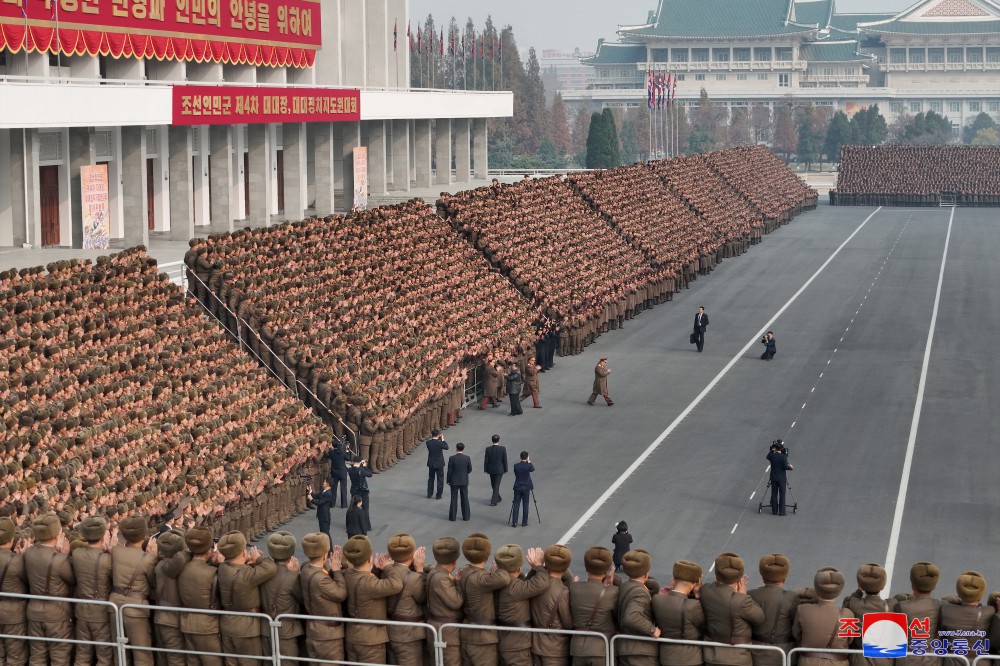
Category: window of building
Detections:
[
  {"x1": 930, "y1": 101, "x2": 943, "y2": 113},
  {"x1": 928, "y1": 48, "x2": 944, "y2": 63},
  {"x1": 908, "y1": 49, "x2": 925, "y2": 64},
  {"x1": 823, "y1": 67, "x2": 834, "y2": 76},
  {"x1": 949, "y1": 101, "x2": 961, "y2": 112},
  {"x1": 775, "y1": 47, "x2": 793, "y2": 62},
  {"x1": 716, "y1": 74, "x2": 727, "y2": 80},
  {"x1": 845, "y1": 67, "x2": 855, "y2": 76},
  {"x1": 890, "y1": 102, "x2": 903, "y2": 113},
  {"x1": 737, "y1": 73, "x2": 748, "y2": 80},
  {"x1": 988, "y1": 47, "x2": 1000, "y2": 63},
  {"x1": 733, "y1": 48, "x2": 751, "y2": 62},
  {"x1": 692, "y1": 48, "x2": 709, "y2": 62},
  {"x1": 970, "y1": 101, "x2": 981, "y2": 112},
  {"x1": 754, "y1": 48, "x2": 772, "y2": 62},
  {"x1": 757, "y1": 73, "x2": 769, "y2": 80},
  {"x1": 778, "y1": 73, "x2": 790, "y2": 87},
  {"x1": 947, "y1": 48, "x2": 964, "y2": 63},
  {"x1": 652, "y1": 48, "x2": 669, "y2": 62},
  {"x1": 910, "y1": 101, "x2": 922, "y2": 113},
  {"x1": 990, "y1": 101, "x2": 1000, "y2": 112},
  {"x1": 695, "y1": 73, "x2": 706, "y2": 81},
  {"x1": 713, "y1": 48, "x2": 730, "y2": 62},
  {"x1": 671, "y1": 48, "x2": 689, "y2": 62},
  {"x1": 676, "y1": 74, "x2": 686, "y2": 81},
  {"x1": 967, "y1": 48, "x2": 983, "y2": 63},
  {"x1": 889, "y1": 48, "x2": 906, "y2": 64}
]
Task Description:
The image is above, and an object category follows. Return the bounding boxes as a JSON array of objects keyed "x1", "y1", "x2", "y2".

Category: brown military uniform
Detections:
[
  {"x1": 843, "y1": 594, "x2": 893, "y2": 666},
  {"x1": 652, "y1": 590, "x2": 705, "y2": 666},
  {"x1": 382, "y1": 563, "x2": 429, "y2": 665},
  {"x1": 530, "y1": 574, "x2": 573, "y2": 665},
  {"x1": 617, "y1": 579, "x2": 658, "y2": 665},
  {"x1": 259, "y1": 564, "x2": 304, "y2": 666},
  {"x1": 569, "y1": 579, "x2": 619, "y2": 666},
  {"x1": 891, "y1": 595, "x2": 942, "y2": 666},
  {"x1": 71, "y1": 546, "x2": 115, "y2": 666},
  {"x1": 178, "y1": 557, "x2": 225, "y2": 666},
  {"x1": 342, "y1": 567, "x2": 404, "y2": 664},
  {"x1": 497, "y1": 569, "x2": 548, "y2": 665},
  {"x1": 110, "y1": 544, "x2": 158, "y2": 666},
  {"x1": 152, "y1": 554, "x2": 187, "y2": 666},
  {"x1": 793, "y1": 601, "x2": 856, "y2": 666},
  {"x1": 299, "y1": 563, "x2": 347, "y2": 663},
  {"x1": 939, "y1": 598, "x2": 995, "y2": 666},
  {"x1": 749, "y1": 584, "x2": 799, "y2": 666},
  {"x1": 0, "y1": 547, "x2": 29, "y2": 666},
  {"x1": 217, "y1": 558, "x2": 277, "y2": 665},
  {"x1": 701, "y1": 582, "x2": 766, "y2": 666},
  {"x1": 425, "y1": 565, "x2": 464, "y2": 666},
  {"x1": 459, "y1": 565, "x2": 511, "y2": 666},
  {"x1": 24, "y1": 544, "x2": 76, "y2": 666}
]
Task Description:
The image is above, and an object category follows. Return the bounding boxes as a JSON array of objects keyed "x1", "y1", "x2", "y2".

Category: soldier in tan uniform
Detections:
[
  {"x1": 530, "y1": 544, "x2": 574, "y2": 665},
  {"x1": 842, "y1": 564, "x2": 892, "y2": 666},
  {"x1": 216, "y1": 530, "x2": 277, "y2": 665},
  {"x1": 652, "y1": 559, "x2": 705, "y2": 666},
  {"x1": 495, "y1": 543, "x2": 548, "y2": 666},
  {"x1": 70, "y1": 516, "x2": 114, "y2": 666},
  {"x1": 939, "y1": 572, "x2": 995, "y2": 666},
  {"x1": 890, "y1": 562, "x2": 942, "y2": 666},
  {"x1": 617, "y1": 549, "x2": 660, "y2": 666},
  {"x1": 569, "y1": 546, "x2": 618, "y2": 665},
  {"x1": 178, "y1": 526, "x2": 225, "y2": 666},
  {"x1": 701, "y1": 552, "x2": 765, "y2": 666},
  {"x1": 749, "y1": 554, "x2": 799, "y2": 666},
  {"x1": 458, "y1": 533, "x2": 512, "y2": 666},
  {"x1": 792, "y1": 567, "x2": 856, "y2": 666},
  {"x1": 381, "y1": 534, "x2": 429, "y2": 665},
  {"x1": 425, "y1": 537, "x2": 465, "y2": 666},
  {"x1": 152, "y1": 530, "x2": 188, "y2": 666},
  {"x1": 298, "y1": 533, "x2": 347, "y2": 663},
  {"x1": 0, "y1": 517, "x2": 28, "y2": 666},
  {"x1": 23, "y1": 514, "x2": 75, "y2": 666},
  {"x1": 260, "y1": 532, "x2": 304, "y2": 666},
  {"x1": 111, "y1": 515, "x2": 159, "y2": 666},
  {"x1": 341, "y1": 535, "x2": 404, "y2": 664}
]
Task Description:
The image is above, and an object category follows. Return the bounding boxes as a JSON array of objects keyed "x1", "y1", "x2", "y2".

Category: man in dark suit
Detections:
[
  {"x1": 347, "y1": 459, "x2": 373, "y2": 531},
  {"x1": 693, "y1": 306, "x2": 709, "y2": 352},
  {"x1": 326, "y1": 439, "x2": 350, "y2": 508},
  {"x1": 446, "y1": 443, "x2": 472, "y2": 521},
  {"x1": 760, "y1": 331, "x2": 777, "y2": 361},
  {"x1": 484, "y1": 435, "x2": 508, "y2": 506},
  {"x1": 506, "y1": 363, "x2": 524, "y2": 416},
  {"x1": 511, "y1": 451, "x2": 534, "y2": 527},
  {"x1": 425, "y1": 429, "x2": 449, "y2": 500},
  {"x1": 766, "y1": 441, "x2": 792, "y2": 516},
  {"x1": 311, "y1": 480, "x2": 335, "y2": 541}
]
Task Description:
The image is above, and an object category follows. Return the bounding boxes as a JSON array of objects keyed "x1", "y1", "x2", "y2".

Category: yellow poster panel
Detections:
[{"x1": 81, "y1": 164, "x2": 110, "y2": 250}]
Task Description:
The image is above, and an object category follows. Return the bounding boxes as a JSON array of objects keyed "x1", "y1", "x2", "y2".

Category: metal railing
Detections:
[
  {"x1": 612, "y1": 633, "x2": 786, "y2": 665},
  {"x1": 440, "y1": 621, "x2": 611, "y2": 666}
]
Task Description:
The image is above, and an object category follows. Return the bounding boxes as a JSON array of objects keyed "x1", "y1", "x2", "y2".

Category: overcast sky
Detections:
[{"x1": 409, "y1": 0, "x2": 918, "y2": 54}]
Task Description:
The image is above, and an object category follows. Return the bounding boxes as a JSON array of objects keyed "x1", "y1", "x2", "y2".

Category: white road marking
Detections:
[
  {"x1": 731, "y1": 523, "x2": 739, "y2": 534},
  {"x1": 749, "y1": 492, "x2": 756, "y2": 500},
  {"x1": 884, "y1": 206, "x2": 954, "y2": 595},
  {"x1": 801, "y1": 403, "x2": 807, "y2": 409},
  {"x1": 709, "y1": 562, "x2": 715, "y2": 573},
  {"x1": 790, "y1": 422, "x2": 796, "y2": 428},
  {"x1": 557, "y1": 207, "x2": 884, "y2": 545}
]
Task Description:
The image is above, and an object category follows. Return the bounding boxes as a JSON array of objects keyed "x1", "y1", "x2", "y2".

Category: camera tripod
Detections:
[
  {"x1": 757, "y1": 480, "x2": 798, "y2": 514},
  {"x1": 508, "y1": 490, "x2": 542, "y2": 526}
]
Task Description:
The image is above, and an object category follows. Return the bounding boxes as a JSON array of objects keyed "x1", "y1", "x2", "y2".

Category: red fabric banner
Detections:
[{"x1": 172, "y1": 86, "x2": 361, "y2": 126}]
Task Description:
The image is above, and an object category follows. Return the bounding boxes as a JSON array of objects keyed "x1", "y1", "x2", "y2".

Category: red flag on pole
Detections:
[
  {"x1": 440, "y1": 29, "x2": 444, "y2": 56},
  {"x1": 393, "y1": 20, "x2": 397, "y2": 52},
  {"x1": 417, "y1": 25, "x2": 421, "y2": 52},
  {"x1": 407, "y1": 22, "x2": 412, "y2": 52}
]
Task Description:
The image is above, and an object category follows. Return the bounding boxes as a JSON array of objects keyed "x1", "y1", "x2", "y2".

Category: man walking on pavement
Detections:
[
  {"x1": 484, "y1": 435, "x2": 508, "y2": 507},
  {"x1": 693, "y1": 306, "x2": 709, "y2": 353},
  {"x1": 511, "y1": 451, "x2": 535, "y2": 528},
  {"x1": 425, "y1": 429, "x2": 449, "y2": 500},
  {"x1": 447, "y1": 443, "x2": 473, "y2": 521}
]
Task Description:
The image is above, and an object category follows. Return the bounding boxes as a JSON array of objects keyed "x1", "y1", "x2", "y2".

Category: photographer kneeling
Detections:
[
  {"x1": 760, "y1": 331, "x2": 776, "y2": 361},
  {"x1": 766, "y1": 440, "x2": 792, "y2": 516}
]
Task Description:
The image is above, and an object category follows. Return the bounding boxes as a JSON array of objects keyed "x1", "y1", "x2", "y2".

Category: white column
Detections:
[
  {"x1": 414, "y1": 119, "x2": 432, "y2": 188},
  {"x1": 120, "y1": 126, "x2": 149, "y2": 248},
  {"x1": 390, "y1": 119, "x2": 410, "y2": 191},
  {"x1": 454, "y1": 118, "x2": 471, "y2": 183},
  {"x1": 68, "y1": 127, "x2": 91, "y2": 249},
  {"x1": 247, "y1": 124, "x2": 273, "y2": 227},
  {"x1": 367, "y1": 121, "x2": 387, "y2": 195},
  {"x1": 473, "y1": 118, "x2": 489, "y2": 179},
  {"x1": 210, "y1": 125, "x2": 234, "y2": 233},
  {"x1": 314, "y1": 123, "x2": 336, "y2": 216},
  {"x1": 283, "y1": 122, "x2": 307, "y2": 221},
  {"x1": 435, "y1": 119, "x2": 452, "y2": 186},
  {"x1": 168, "y1": 126, "x2": 194, "y2": 240}
]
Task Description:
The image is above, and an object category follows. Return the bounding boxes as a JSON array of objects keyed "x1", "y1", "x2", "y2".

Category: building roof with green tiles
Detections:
[
  {"x1": 617, "y1": 0, "x2": 829, "y2": 40},
  {"x1": 799, "y1": 41, "x2": 870, "y2": 61},
  {"x1": 858, "y1": 19, "x2": 1000, "y2": 35},
  {"x1": 582, "y1": 41, "x2": 648, "y2": 65},
  {"x1": 829, "y1": 13, "x2": 897, "y2": 33}
]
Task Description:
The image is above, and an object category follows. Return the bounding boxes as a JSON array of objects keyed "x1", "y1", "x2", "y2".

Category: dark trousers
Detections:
[
  {"x1": 329, "y1": 473, "x2": 349, "y2": 508},
  {"x1": 509, "y1": 393, "x2": 523, "y2": 415},
  {"x1": 351, "y1": 490, "x2": 372, "y2": 531},
  {"x1": 428, "y1": 467, "x2": 444, "y2": 498},
  {"x1": 318, "y1": 517, "x2": 331, "y2": 543},
  {"x1": 489, "y1": 474, "x2": 504, "y2": 505},
  {"x1": 449, "y1": 484, "x2": 470, "y2": 521},
  {"x1": 694, "y1": 328, "x2": 705, "y2": 351},
  {"x1": 761, "y1": 349, "x2": 775, "y2": 360},
  {"x1": 512, "y1": 489, "x2": 530, "y2": 525},
  {"x1": 770, "y1": 478, "x2": 787, "y2": 515}
]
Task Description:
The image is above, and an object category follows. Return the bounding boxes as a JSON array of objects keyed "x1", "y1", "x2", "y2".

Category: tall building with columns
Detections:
[{"x1": 0, "y1": 0, "x2": 510, "y2": 248}]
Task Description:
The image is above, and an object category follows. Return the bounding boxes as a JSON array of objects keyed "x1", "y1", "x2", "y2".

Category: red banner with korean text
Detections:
[
  {"x1": 0, "y1": 0, "x2": 320, "y2": 68},
  {"x1": 172, "y1": 86, "x2": 360, "y2": 126}
]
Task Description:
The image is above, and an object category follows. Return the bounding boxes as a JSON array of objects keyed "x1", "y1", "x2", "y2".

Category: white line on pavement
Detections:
[
  {"x1": 557, "y1": 207, "x2": 884, "y2": 545},
  {"x1": 883, "y1": 206, "x2": 954, "y2": 595}
]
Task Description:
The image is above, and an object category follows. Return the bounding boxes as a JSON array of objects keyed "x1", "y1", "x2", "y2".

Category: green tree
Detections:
[
  {"x1": 537, "y1": 139, "x2": 565, "y2": 168},
  {"x1": 824, "y1": 111, "x2": 855, "y2": 162},
  {"x1": 773, "y1": 104, "x2": 797, "y2": 163},
  {"x1": 688, "y1": 88, "x2": 727, "y2": 153},
  {"x1": 963, "y1": 111, "x2": 998, "y2": 144},
  {"x1": 602, "y1": 108, "x2": 621, "y2": 167},
  {"x1": 972, "y1": 127, "x2": 1000, "y2": 145},
  {"x1": 549, "y1": 93, "x2": 573, "y2": 156},
  {"x1": 902, "y1": 111, "x2": 953, "y2": 145},
  {"x1": 728, "y1": 108, "x2": 753, "y2": 147},
  {"x1": 585, "y1": 112, "x2": 606, "y2": 168},
  {"x1": 571, "y1": 107, "x2": 590, "y2": 166},
  {"x1": 850, "y1": 105, "x2": 887, "y2": 145},
  {"x1": 795, "y1": 103, "x2": 824, "y2": 169}
]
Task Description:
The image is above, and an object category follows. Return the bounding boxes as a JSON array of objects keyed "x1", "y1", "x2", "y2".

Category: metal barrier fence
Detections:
[
  {"x1": 790, "y1": 647, "x2": 973, "y2": 666},
  {"x1": 0, "y1": 592, "x2": 121, "y2": 660},
  {"x1": 439, "y1": 621, "x2": 611, "y2": 666},
  {"x1": 612, "y1": 633, "x2": 786, "y2": 665}
]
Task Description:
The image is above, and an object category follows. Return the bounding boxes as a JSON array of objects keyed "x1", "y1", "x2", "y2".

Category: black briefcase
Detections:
[{"x1": 689, "y1": 333, "x2": 697, "y2": 345}]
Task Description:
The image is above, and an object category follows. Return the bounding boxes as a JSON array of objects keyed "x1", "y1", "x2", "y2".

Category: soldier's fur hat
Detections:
[
  {"x1": 714, "y1": 552, "x2": 745, "y2": 585},
  {"x1": 814, "y1": 567, "x2": 846, "y2": 600},
  {"x1": 956, "y1": 571, "x2": 987, "y2": 603},
  {"x1": 185, "y1": 527, "x2": 214, "y2": 555},
  {"x1": 31, "y1": 514, "x2": 62, "y2": 542},
  {"x1": 301, "y1": 533, "x2": 330, "y2": 560},
  {"x1": 856, "y1": 563, "x2": 887, "y2": 595},
  {"x1": 462, "y1": 533, "x2": 491, "y2": 565},
  {"x1": 387, "y1": 534, "x2": 417, "y2": 563},
  {"x1": 120, "y1": 516, "x2": 149, "y2": 544},
  {"x1": 544, "y1": 545, "x2": 572, "y2": 573},
  {"x1": 584, "y1": 547, "x2": 613, "y2": 576},
  {"x1": 494, "y1": 544, "x2": 523, "y2": 573},
  {"x1": 78, "y1": 516, "x2": 108, "y2": 543},
  {"x1": 759, "y1": 554, "x2": 790, "y2": 583},
  {"x1": 0, "y1": 517, "x2": 15, "y2": 546},
  {"x1": 157, "y1": 529, "x2": 187, "y2": 559},
  {"x1": 910, "y1": 562, "x2": 940, "y2": 593},
  {"x1": 673, "y1": 560, "x2": 703, "y2": 584},
  {"x1": 266, "y1": 532, "x2": 296, "y2": 562},
  {"x1": 432, "y1": 537, "x2": 461, "y2": 564},
  {"x1": 217, "y1": 531, "x2": 247, "y2": 560},
  {"x1": 344, "y1": 535, "x2": 373, "y2": 566},
  {"x1": 622, "y1": 549, "x2": 652, "y2": 579}
]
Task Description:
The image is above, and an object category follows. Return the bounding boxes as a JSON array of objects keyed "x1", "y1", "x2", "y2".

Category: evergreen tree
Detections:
[
  {"x1": 963, "y1": 112, "x2": 998, "y2": 144},
  {"x1": 519, "y1": 47, "x2": 547, "y2": 155},
  {"x1": 602, "y1": 108, "x2": 621, "y2": 167},
  {"x1": 773, "y1": 104, "x2": 797, "y2": 163},
  {"x1": 850, "y1": 105, "x2": 887, "y2": 145},
  {"x1": 795, "y1": 103, "x2": 825, "y2": 169},
  {"x1": 549, "y1": 93, "x2": 573, "y2": 156},
  {"x1": 824, "y1": 111, "x2": 855, "y2": 161},
  {"x1": 728, "y1": 108, "x2": 753, "y2": 147},
  {"x1": 688, "y1": 89, "x2": 727, "y2": 153},
  {"x1": 585, "y1": 112, "x2": 605, "y2": 168},
  {"x1": 902, "y1": 110, "x2": 953, "y2": 145},
  {"x1": 571, "y1": 107, "x2": 590, "y2": 166}
]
